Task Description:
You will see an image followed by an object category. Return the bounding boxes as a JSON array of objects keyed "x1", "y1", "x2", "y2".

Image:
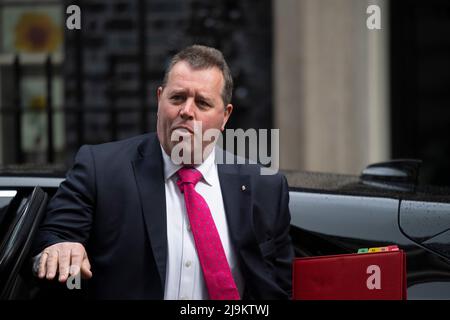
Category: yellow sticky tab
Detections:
[{"x1": 368, "y1": 247, "x2": 381, "y2": 253}]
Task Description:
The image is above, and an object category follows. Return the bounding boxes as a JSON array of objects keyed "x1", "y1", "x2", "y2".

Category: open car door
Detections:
[{"x1": 0, "y1": 187, "x2": 48, "y2": 299}]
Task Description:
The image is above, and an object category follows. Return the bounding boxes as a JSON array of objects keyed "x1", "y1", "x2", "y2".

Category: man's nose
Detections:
[{"x1": 180, "y1": 98, "x2": 195, "y2": 120}]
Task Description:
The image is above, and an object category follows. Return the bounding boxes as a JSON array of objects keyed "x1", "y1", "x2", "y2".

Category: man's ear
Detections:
[
  {"x1": 156, "y1": 87, "x2": 163, "y2": 117},
  {"x1": 221, "y1": 104, "x2": 233, "y2": 131},
  {"x1": 157, "y1": 86, "x2": 163, "y2": 101}
]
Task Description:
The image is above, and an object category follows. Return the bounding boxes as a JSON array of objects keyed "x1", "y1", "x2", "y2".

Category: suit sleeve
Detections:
[
  {"x1": 31, "y1": 145, "x2": 96, "y2": 256},
  {"x1": 273, "y1": 174, "x2": 295, "y2": 298}
]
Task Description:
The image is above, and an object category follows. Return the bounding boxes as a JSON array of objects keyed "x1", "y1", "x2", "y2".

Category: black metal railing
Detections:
[{"x1": 2, "y1": 53, "x2": 156, "y2": 166}]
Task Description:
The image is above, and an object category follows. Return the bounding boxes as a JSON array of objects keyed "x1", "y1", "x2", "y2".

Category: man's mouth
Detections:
[{"x1": 172, "y1": 126, "x2": 194, "y2": 134}]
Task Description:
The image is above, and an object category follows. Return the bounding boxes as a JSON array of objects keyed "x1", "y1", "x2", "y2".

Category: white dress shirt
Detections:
[{"x1": 161, "y1": 146, "x2": 244, "y2": 300}]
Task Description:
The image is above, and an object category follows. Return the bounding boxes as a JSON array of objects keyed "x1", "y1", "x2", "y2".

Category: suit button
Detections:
[{"x1": 185, "y1": 260, "x2": 192, "y2": 268}]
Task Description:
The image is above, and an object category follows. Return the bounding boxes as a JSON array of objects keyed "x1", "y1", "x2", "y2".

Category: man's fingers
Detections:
[
  {"x1": 81, "y1": 257, "x2": 92, "y2": 279},
  {"x1": 38, "y1": 251, "x2": 49, "y2": 278},
  {"x1": 45, "y1": 250, "x2": 59, "y2": 280},
  {"x1": 69, "y1": 247, "x2": 84, "y2": 276},
  {"x1": 38, "y1": 242, "x2": 91, "y2": 282},
  {"x1": 58, "y1": 248, "x2": 71, "y2": 282}
]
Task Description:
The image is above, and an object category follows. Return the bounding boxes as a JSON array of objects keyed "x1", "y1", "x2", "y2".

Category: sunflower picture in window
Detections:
[
  {"x1": 1, "y1": 5, "x2": 63, "y2": 54},
  {"x1": 15, "y1": 12, "x2": 62, "y2": 53}
]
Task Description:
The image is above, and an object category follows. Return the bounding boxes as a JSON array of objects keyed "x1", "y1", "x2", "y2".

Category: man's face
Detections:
[{"x1": 156, "y1": 61, "x2": 233, "y2": 162}]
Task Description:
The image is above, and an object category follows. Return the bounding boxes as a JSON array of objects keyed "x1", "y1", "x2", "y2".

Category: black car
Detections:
[{"x1": 0, "y1": 160, "x2": 449, "y2": 299}]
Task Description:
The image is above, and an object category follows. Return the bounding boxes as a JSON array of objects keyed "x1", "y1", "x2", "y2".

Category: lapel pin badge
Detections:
[{"x1": 241, "y1": 185, "x2": 246, "y2": 191}]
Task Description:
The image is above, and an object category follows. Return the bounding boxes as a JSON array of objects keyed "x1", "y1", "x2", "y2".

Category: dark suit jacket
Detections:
[{"x1": 32, "y1": 133, "x2": 294, "y2": 299}]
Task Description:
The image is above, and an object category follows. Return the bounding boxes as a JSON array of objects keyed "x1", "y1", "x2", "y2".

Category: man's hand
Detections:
[{"x1": 38, "y1": 242, "x2": 92, "y2": 283}]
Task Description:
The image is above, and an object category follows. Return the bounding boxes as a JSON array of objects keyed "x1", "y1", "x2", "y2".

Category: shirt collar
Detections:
[{"x1": 160, "y1": 145, "x2": 216, "y2": 186}]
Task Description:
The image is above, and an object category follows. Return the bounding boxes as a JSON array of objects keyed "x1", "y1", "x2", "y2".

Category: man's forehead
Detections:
[
  {"x1": 164, "y1": 65, "x2": 223, "y2": 96},
  {"x1": 167, "y1": 62, "x2": 223, "y2": 82}
]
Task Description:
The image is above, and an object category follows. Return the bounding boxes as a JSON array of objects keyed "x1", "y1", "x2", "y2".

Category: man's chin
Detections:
[{"x1": 169, "y1": 143, "x2": 198, "y2": 165}]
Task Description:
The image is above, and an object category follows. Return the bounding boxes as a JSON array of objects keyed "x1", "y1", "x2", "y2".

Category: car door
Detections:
[
  {"x1": 398, "y1": 197, "x2": 450, "y2": 298},
  {"x1": 0, "y1": 187, "x2": 48, "y2": 299}
]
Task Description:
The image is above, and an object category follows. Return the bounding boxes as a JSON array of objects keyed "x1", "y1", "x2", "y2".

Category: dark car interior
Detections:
[{"x1": 0, "y1": 187, "x2": 47, "y2": 299}]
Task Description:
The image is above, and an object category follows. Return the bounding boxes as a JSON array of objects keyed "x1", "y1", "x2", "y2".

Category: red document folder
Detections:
[{"x1": 293, "y1": 250, "x2": 407, "y2": 300}]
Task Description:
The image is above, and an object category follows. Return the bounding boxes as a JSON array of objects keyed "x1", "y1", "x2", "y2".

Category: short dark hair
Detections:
[{"x1": 162, "y1": 45, "x2": 233, "y2": 106}]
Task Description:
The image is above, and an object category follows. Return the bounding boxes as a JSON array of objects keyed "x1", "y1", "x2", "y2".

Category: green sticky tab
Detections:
[{"x1": 357, "y1": 248, "x2": 369, "y2": 254}]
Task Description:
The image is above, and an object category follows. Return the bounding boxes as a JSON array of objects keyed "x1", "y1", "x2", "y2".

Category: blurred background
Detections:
[{"x1": 0, "y1": 0, "x2": 449, "y2": 186}]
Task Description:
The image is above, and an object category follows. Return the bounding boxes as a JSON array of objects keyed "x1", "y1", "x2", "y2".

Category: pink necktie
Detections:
[{"x1": 177, "y1": 167, "x2": 240, "y2": 300}]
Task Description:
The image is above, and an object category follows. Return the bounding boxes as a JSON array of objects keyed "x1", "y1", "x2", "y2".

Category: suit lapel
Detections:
[
  {"x1": 218, "y1": 162, "x2": 276, "y2": 299},
  {"x1": 217, "y1": 164, "x2": 255, "y2": 249},
  {"x1": 132, "y1": 134, "x2": 167, "y2": 291}
]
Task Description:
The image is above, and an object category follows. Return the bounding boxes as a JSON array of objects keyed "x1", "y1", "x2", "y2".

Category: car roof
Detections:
[
  {"x1": 0, "y1": 164, "x2": 65, "y2": 188},
  {"x1": 284, "y1": 170, "x2": 450, "y2": 203}
]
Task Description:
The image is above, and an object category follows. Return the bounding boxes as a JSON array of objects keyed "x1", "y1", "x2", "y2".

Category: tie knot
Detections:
[{"x1": 177, "y1": 167, "x2": 202, "y2": 192}]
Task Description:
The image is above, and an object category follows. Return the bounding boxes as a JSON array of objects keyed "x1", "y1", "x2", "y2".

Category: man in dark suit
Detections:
[{"x1": 32, "y1": 45, "x2": 294, "y2": 299}]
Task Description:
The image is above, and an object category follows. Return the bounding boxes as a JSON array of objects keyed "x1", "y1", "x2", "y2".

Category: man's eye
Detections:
[
  {"x1": 197, "y1": 100, "x2": 210, "y2": 108},
  {"x1": 170, "y1": 95, "x2": 184, "y2": 102}
]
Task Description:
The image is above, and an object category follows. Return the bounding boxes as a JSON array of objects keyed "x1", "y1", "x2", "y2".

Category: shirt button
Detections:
[
  {"x1": 187, "y1": 224, "x2": 191, "y2": 232},
  {"x1": 185, "y1": 260, "x2": 192, "y2": 268},
  {"x1": 181, "y1": 296, "x2": 189, "y2": 300}
]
